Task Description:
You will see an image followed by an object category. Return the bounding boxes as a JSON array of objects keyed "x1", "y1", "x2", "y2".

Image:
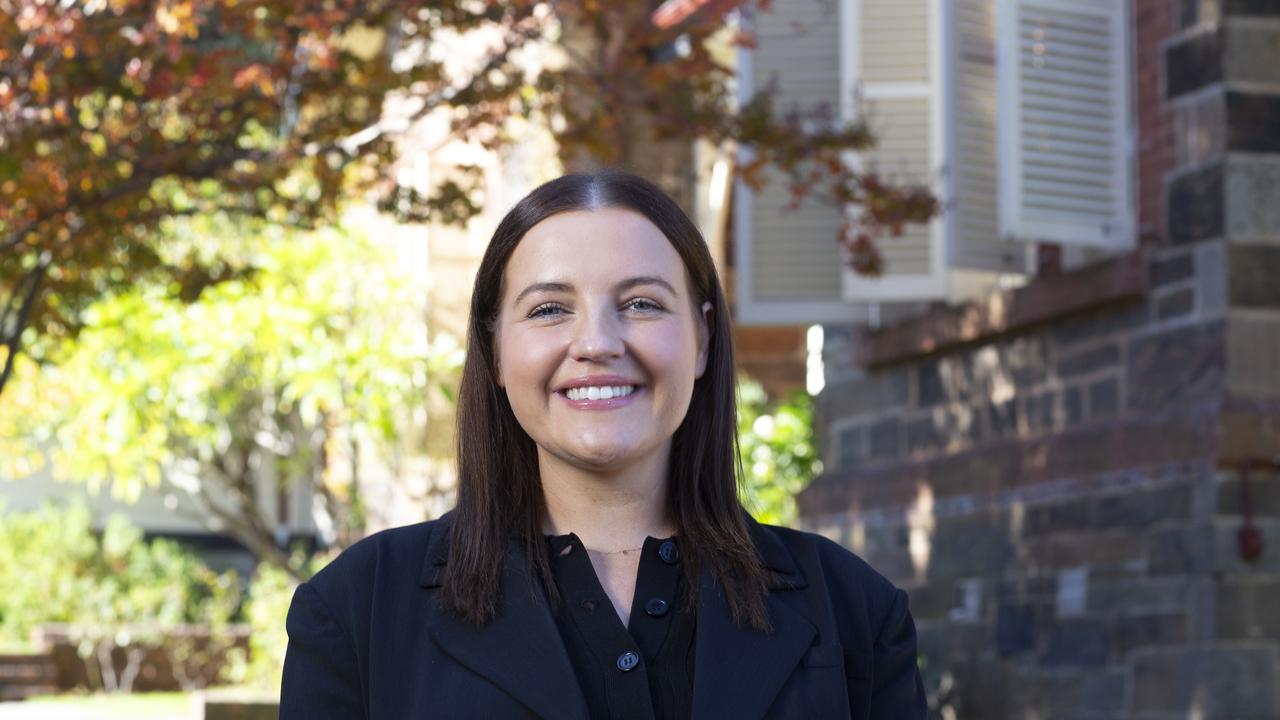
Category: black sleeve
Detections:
[
  {"x1": 869, "y1": 588, "x2": 927, "y2": 719},
  {"x1": 280, "y1": 581, "x2": 366, "y2": 719}
]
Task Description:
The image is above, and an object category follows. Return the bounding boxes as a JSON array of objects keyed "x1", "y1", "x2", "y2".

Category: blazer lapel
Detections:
[
  {"x1": 419, "y1": 521, "x2": 589, "y2": 720},
  {"x1": 691, "y1": 520, "x2": 816, "y2": 720}
]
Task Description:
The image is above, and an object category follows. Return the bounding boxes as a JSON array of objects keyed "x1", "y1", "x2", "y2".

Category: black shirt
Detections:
[{"x1": 545, "y1": 534, "x2": 695, "y2": 720}]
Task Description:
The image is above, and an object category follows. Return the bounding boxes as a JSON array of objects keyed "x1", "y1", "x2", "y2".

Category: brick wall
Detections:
[
  {"x1": 799, "y1": 1, "x2": 1280, "y2": 717},
  {"x1": 1136, "y1": 0, "x2": 1176, "y2": 244}
]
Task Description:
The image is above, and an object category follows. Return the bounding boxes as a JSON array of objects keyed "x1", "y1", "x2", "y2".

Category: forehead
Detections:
[{"x1": 503, "y1": 207, "x2": 688, "y2": 293}]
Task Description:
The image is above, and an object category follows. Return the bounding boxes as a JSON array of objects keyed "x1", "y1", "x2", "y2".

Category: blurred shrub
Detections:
[
  {"x1": 736, "y1": 376, "x2": 821, "y2": 526},
  {"x1": 0, "y1": 502, "x2": 241, "y2": 691},
  {"x1": 222, "y1": 557, "x2": 318, "y2": 692},
  {"x1": 243, "y1": 563, "x2": 296, "y2": 691}
]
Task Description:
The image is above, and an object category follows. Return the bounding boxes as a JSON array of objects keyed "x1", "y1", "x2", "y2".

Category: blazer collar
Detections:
[
  {"x1": 417, "y1": 511, "x2": 451, "y2": 589},
  {"x1": 748, "y1": 515, "x2": 808, "y2": 591},
  {"x1": 419, "y1": 514, "x2": 591, "y2": 720},
  {"x1": 418, "y1": 512, "x2": 815, "y2": 720},
  {"x1": 691, "y1": 516, "x2": 815, "y2": 719}
]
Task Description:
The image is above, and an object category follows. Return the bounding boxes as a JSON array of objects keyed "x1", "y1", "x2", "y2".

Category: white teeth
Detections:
[{"x1": 565, "y1": 385, "x2": 636, "y2": 401}]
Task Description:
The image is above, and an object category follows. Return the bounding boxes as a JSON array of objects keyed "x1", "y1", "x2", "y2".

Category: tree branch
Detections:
[
  {"x1": 306, "y1": 8, "x2": 547, "y2": 159},
  {"x1": 0, "y1": 251, "x2": 50, "y2": 395},
  {"x1": 177, "y1": 473, "x2": 305, "y2": 582}
]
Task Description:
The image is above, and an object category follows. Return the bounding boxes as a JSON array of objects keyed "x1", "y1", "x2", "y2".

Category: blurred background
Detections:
[{"x1": 1, "y1": 0, "x2": 1278, "y2": 718}]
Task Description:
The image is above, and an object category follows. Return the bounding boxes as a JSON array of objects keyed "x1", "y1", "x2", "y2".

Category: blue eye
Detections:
[
  {"x1": 528, "y1": 303, "x2": 565, "y2": 319},
  {"x1": 625, "y1": 298, "x2": 664, "y2": 313}
]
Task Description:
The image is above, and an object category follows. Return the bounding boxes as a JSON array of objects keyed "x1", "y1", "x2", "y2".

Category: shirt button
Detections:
[
  {"x1": 616, "y1": 651, "x2": 640, "y2": 672},
  {"x1": 658, "y1": 540, "x2": 679, "y2": 564},
  {"x1": 644, "y1": 598, "x2": 669, "y2": 617}
]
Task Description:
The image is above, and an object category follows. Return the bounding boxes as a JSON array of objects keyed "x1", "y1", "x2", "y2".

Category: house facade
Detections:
[{"x1": 738, "y1": 0, "x2": 1280, "y2": 716}]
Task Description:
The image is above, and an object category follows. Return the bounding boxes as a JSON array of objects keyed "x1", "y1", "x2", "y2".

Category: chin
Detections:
[{"x1": 560, "y1": 442, "x2": 644, "y2": 472}]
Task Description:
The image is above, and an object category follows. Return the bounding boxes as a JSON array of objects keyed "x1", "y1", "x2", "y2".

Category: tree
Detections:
[
  {"x1": 0, "y1": 0, "x2": 936, "y2": 396},
  {"x1": 0, "y1": 217, "x2": 462, "y2": 578}
]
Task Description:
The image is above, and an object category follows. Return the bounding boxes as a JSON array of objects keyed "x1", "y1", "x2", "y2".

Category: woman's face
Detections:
[{"x1": 494, "y1": 207, "x2": 710, "y2": 476}]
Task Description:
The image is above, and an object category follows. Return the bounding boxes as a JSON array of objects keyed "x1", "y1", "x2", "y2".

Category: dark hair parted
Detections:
[{"x1": 440, "y1": 169, "x2": 769, "y2": 630}]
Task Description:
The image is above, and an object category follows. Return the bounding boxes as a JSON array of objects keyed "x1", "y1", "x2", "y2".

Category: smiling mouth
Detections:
[{"x1": 559, "y1": 384, "x2": 639, "y2": 401}]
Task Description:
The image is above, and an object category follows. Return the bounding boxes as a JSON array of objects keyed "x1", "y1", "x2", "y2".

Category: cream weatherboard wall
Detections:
[
  {"x1": 951, "y1": 0, "x2": 1020, "y2": 272},
  {"x1": 734, "y1": 0, "x2": 1134, "y2": 325},
  {"x1": 735, "y1": 0, "x2": 853, "y2": 325},
  {"x1": 839, "y1": 0, "x2": 949, "y2": 302},
  {"x1": 0, "y1": 455, "x2": 316, "y2": 541}
]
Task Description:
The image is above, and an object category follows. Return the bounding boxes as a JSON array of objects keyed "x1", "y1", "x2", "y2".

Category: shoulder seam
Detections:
[{"x1": 298, "y1": 580, "x2": 367, "y2": 704}]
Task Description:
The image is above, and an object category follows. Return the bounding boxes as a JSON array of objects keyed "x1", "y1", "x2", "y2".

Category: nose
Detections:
[{"x1": 567, "y1": 306, "x2": 624, "y2": 362}]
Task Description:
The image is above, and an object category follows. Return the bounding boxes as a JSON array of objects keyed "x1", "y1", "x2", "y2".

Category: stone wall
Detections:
[
  {"x1": 33, "y1": 623, "x2": 251, "y2": 693},
  {"x1": 804, "y1": 248, "x2": 1254, "y2": 718},
  {"x1": 797, "y1": 1, "x2": 1280, "y2": 717}
]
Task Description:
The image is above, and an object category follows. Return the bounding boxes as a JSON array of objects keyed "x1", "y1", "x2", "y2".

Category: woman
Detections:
[{"x1": 281, "y1": 170, "x2": 926, "y2": 719}]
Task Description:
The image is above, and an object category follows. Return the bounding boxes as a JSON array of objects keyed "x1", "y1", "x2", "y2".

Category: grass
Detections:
[
  {"x1": 1, "y1": 692, "x2": 190, "y2": 719},
  {"x1": 0, "y1": 643, "x2": 39, "y2": 654}
]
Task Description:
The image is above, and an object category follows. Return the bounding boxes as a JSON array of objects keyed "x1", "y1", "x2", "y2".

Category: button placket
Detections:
[{"x1": 545, "y1": 531, "x2": 662, "y2": 718}]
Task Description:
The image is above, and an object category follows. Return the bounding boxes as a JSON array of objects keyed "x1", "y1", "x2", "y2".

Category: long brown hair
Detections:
[{"x1": 440, "y1": 169, "x2": 768, "y2": 630}]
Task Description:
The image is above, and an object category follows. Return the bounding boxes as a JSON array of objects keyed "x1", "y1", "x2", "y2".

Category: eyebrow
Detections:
[{"x1": 512, "y1": 275, "x2": 678, "y2": 307}]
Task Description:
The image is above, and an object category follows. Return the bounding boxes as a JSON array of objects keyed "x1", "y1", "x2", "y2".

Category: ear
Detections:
[{"x1": 694, "y1": 301, "x2": 712, "y2": 379}]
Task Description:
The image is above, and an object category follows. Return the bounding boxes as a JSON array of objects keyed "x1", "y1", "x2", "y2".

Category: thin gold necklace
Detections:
[
  {"x1": 576, "y1": 528, "x2": 676, "y2": 556},
  {"x1": 585, "y1": 544, "x2": 645, "y2": 555}
]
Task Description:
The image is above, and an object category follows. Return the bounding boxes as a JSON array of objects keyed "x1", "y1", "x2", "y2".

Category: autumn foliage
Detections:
[{"x1": 0, "y1": 0, "x2": 936, "y2": 395}]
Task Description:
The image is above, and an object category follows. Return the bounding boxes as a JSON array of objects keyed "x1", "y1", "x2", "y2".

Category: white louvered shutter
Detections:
[
  {"x1": 840, "y1": 0, "x2": 948, "y2": 302},
  {"x1": 996, "y1": 0, "x2": 1133, "y2": 248},
  {"x1": 946, "y1": 0, "x2": 1026, "y2": 273},
  {"x1": 734, "y1": 0, "x2": 854, "y2": 326}
]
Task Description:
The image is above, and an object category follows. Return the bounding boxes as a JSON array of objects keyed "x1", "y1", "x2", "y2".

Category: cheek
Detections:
[
  {"x1": 499, "y1": 328, "x2": 562, "y2": 391},
  {"x1": 635, "y1": 325, "x2": 700, "y2": 388}
]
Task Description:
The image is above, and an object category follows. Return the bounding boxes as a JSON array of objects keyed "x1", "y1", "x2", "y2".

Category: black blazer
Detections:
[{"x1": 281, "y1": 512, "x2": 927, "y2": 719}]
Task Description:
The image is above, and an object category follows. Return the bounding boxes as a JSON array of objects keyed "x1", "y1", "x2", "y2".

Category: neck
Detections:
[{"x1": 538, "y1": 443, "x2": 676, "y2": 552}]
